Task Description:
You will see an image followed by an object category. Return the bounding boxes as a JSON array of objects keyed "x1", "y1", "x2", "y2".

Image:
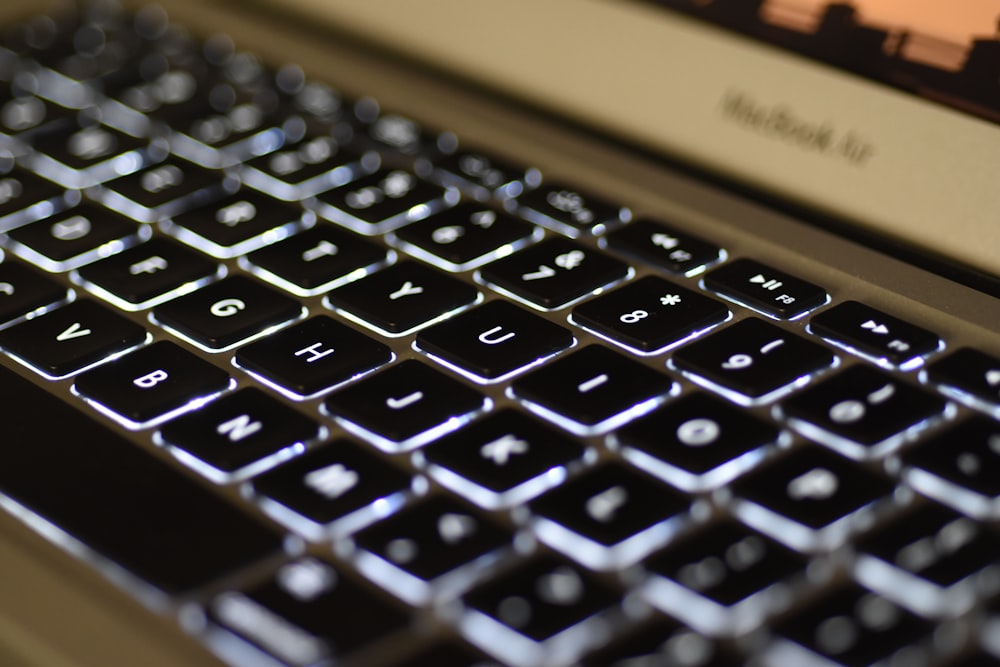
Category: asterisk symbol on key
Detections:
[{"x1": 660, "y1": 294, "x2": 682, "y2": 306}]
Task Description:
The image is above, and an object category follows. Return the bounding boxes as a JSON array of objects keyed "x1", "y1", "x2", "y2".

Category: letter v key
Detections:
[{"x1": 56, "y1": 322, "x2": 92, "y2": 341}]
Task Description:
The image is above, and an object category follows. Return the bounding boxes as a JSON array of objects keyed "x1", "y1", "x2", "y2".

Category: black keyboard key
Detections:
[
  {"x1": 323, "y1": 359, "x2": 487, "y2": 450},
  {"x1": 434, "y1": 148, "x2": 537, "y2": 199},
  {"x1": 158, "y1": 387, "x2": 321, "y2": 481},
  {"x1": 165, "y1": 190, "x2": 308, "y2": 258},
  {"x1": 605, "y1": 217, "x2": 723, "y2": 275},
  {"x1": 315, "y1": 168, "x2": 453, "y2": 235},
  {"x1": 30, "y1": 121, "x2": 155, "y2": 188},
  {"x1": 781, "y1": 365, "x2": 946, "y2": 457},
  {"x1": 7, "y1": 203, "x2": 141, "y2": 270},
  {"x1": 0, "y1": 363, "x2": 281, "y2": 595},
  {"x1": 235, "y1": 315, "x2": 392, "y2": 397},
  {"x1": 924, "y1": 347, "x2": 1000, "y2": 408},
  {"x1": 517, "y1": 181, "x2": 629, "y2": 236},
  {"x1": 0, "y1": 167, "x2": 70, "y2": 230},
  {"x1": 247, "y1": 224, "x2": 387, "y2": 295},
  {"x1": 326, "y1": 260, "x2": 479, "y2": 335},
  {"x1": 153, "y1": 275, "x2": 302, "y2": 350},
  {"x1": 242, "y1": 133, "x2": 367, "y2": 200},
  {"x1": 902, "y1": 417, "x2": 1000, "y2": 516},
  {"x1": 463, "y1": 555, "x2": 619, "y2": 663},
  {"x1": 770, "y1": 584, "x2": 932, "y2": 666},
  {"x1": 420, "y1": 408, "x2": 585, "y2": 509},
  {"x1": 731, "y1": 444, "x2": 893, "y2": 550},
  {"x1": 672, "y1": 317, "x2": 836, "y2": 401},
  {"x1": 480, "y1": 238, "x2": 629, "y2": 309},
  {"x1": 0, "y1": 260, "x2": 67, "y2": 323},
  {"x1": 353, "y1": 495, "x2": 511, "y2": 602},
  {"x1": 614, "y1": 391, "x2": 781, "y2": 491},
  {"x1": 571, "y1": 275, "x2": 729, "y2": 352},
  {"x1": 0, "y1": 95, "x2": 75, "y2": 138},
  {"x1": 530, "y1": 462, "x2": 687, "y2": 569},
  {"x1": 810, "y1": 300, "x2": 941, "y2": 368},
  {"x1": 100, "y1": 157, "x2": 233, "y2": 222},
  {"x1": 76, "y1": 237, "x2": 219, "y2": 308},
  {"x1": 252, "y1": 438, "x2": 411, "y2": 536},
  {"x1": 74, "y1": 340, "x2": 231, "y2": 425},
  {"x1": 394, "y1": 203, "x2": 536, "y2": 270},
  {"x1": 855, "y1": 501, "x2": 998, "y2": 610},
  {"x1": 512, "y1": 344, "x2": 675, "y2": 433},
  {"x1": 209, "y1": 558, "x2": 408, "y2": 666},
  {"x1": 644, "y1": 519, "x2": 806, "y2": 633},
  {"x1": 0, "y1": 298, "x2": 146, "y2": 377},
  {"x1": 416, "y1": 300, "x2": 573, "y2": 380},
  {"x1": 704, "y1": 258, "x2": 827, "y2": 319}
]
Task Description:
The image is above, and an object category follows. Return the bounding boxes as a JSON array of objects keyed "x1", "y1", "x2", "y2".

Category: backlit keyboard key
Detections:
[
  {"x1": 809, "y1": 300, "x2": 941, "y2": 368},
  {"x1": 247, "y1": 224, "x2": 387, "y2": 295},
  {"x1": 0, "y1": 259, "x2": 68, "y2": 323},
  {"x1": 571, "y1": 275, "x2": 729, "y2": 352},
  {"x1": 209, "y1": 558, "x2": 409, "y2": 666},
  {"x1": 326, "y1": 260, "x2": 478, "y2": 335},
  {"x1": 153, "y1": 275, "x2": 302, "y2": 350},
  {"x1": 480, "y1": 238, "x2": 629, "y2": 310},
  {"x1": 416, "y1": 300, "x2": 573, "y2": 380},
  {"x1": 517, "y1": 181, "x2": 629, "y2": 237},
  {"x1": 165, "y1": 190, "x2": 308, "y2": 258},
  {"x1": 704, "y1": 258, "x2": 827, "y2": 319},
  {"x1": 323, "y1": 359, "x2": 488, "y2": 450},
  {"x1": 671, "y1": 318, "x2": 835, "y2": 402},
  {"x1": 0, "y1": 298, "x2": 146, "y2": 377},
  {"x1": 511, "y1": 344, "x2": 675, "y2": 433},
  {"x1": 731, "y1": 444, "x2": 893, "y2": 550},
  {"x1": 530, "y1": 462, "x2": 688, "y2": 569},
  {"x1": 74, "y1": 340, "x2": 231, "y2": 425},
  {"x1": 252, "y1": 438, "x2": 412, "y2": 536},
  {"x1": 420, "y1": 408, "x2": 585, "y2": 509},
  {"x1": 781, "y1": 365, "x2": 947, "y2": 458},
  {"x1": 158, "y1": 387, "x2": 320, "y2": 480},
  {"x1": 76, "y1": 237, "x2": 220, "y2": 309},
  {"x1": 605, "y1": 217, "x2": 722, "y2": 275},
  {"x1": 235, "y1": 315, "x2": 392, "y2": 397},
  {"x1": 924, "y1": 347, "x2": 1000, "y2": 408}
]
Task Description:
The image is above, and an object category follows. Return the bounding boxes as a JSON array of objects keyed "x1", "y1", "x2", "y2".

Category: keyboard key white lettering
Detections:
[
  {"x1": 787, "y1": 467, "x2": 839, "y2": 501},
  {"x1": 577, "y1": 373, "x2": 609, "y2": 393},
  {"x1": 129, "y1": 256, "x2": 170, "y2": 275},
  {"x1": 677, "y1": 418, "x2": 721, "y2": 447},
  {"x1": 388, "y1": 281, "x2": 424, "y2": 300},
  {"x1": 386, "y1": 391, "x2": 423, "y2": 410},
  {"x1": 294, "y1": 342, "x2": 335, "y2": 363},
  {"x1": 141, "y1": 165, "x2": 183, "y2": 193},
  {"x1": 301, "y1": 241, "x2": 338, "y2": 262},
  {"x1": 55, "y1": 322, "x2": 92, "y2": 341},
  {"x1": 477, "y1": 326, "x2": 515, "y2": 345},
  {"x1": 133, "y1": 369, "x2": 169, "y2": 389},
  {"x1": 584, "y1": 485, "x2": 628, "y2": 523},
  {"x1": 216, "y1": 414, "x2": 263, "y2": 442},
  {"x1": 479, "y1": 434, "x2": 529, "y2": 465},
  {"x1": 210, "y1": 298, "x2": 246, "y2": 318},
  {"x1": 304, "y1": 463, "x2": 359, "y2": 500},
  {"x1": 216, "y1": 201, "x2": 257, "y2": 227},
  {"x1": 50, "y1": 216, "x2": 92, "y2": 241},
  {"x1": 437, "y1": 513, "x2": 477, "y2": 544}
]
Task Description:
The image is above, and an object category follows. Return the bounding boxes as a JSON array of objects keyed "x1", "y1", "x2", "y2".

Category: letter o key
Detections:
[{"x1": 210, "y1": 298, "x2": 246, "y2": 318}]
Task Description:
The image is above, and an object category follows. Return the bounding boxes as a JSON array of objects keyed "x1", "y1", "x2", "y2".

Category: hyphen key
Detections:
[{"x1": 0, "y1": 364, "x2": 282, "y2": 596}]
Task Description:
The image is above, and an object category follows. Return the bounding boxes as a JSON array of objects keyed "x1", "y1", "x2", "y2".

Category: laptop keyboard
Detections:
[{"x1": 0, "y1": 5, "x2": 998, "y2": 667}]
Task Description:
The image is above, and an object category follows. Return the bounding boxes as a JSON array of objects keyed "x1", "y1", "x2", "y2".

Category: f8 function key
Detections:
[{"x1": 704, "y1": 258, "x2": 827, "y2": 319}]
